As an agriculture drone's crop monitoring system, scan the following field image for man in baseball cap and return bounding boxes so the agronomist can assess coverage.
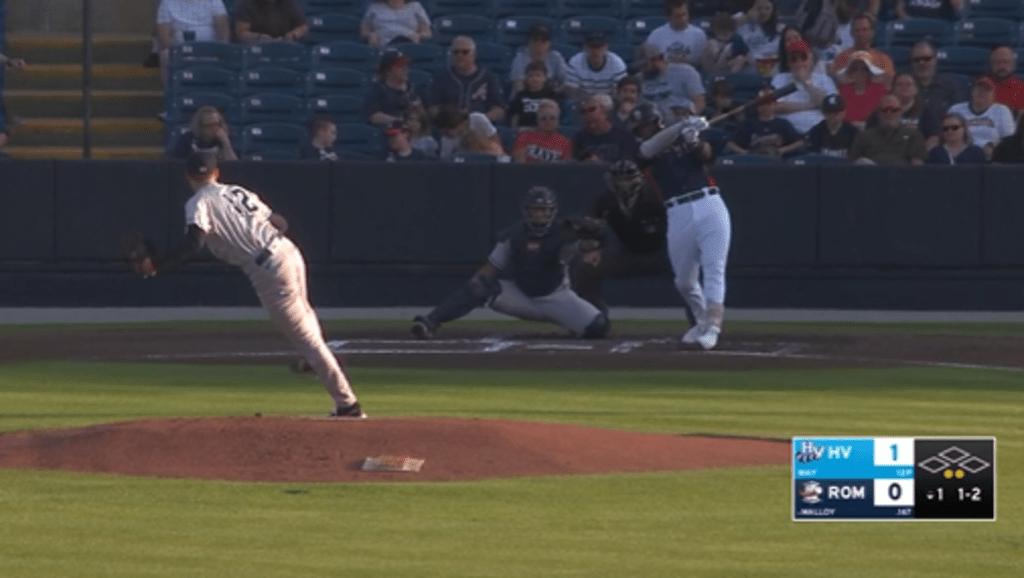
[366,48,423,128]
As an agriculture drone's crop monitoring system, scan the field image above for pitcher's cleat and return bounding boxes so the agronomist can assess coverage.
[330,402,367,419]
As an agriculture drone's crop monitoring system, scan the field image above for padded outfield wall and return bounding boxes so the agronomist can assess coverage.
[2,160,1024,310]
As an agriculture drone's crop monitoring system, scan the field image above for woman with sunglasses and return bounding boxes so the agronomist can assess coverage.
[925,113,986,165]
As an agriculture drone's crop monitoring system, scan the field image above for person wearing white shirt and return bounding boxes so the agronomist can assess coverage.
[564,32,628,101]
[734,0,781,76]
[947,77,1016,159]
[771,40,837,135]
[644,0,708,69]
[155,0,230,86]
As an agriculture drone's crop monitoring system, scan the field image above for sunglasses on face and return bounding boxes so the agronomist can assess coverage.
[581,106,600,114]
[879,105,901,113]
[942,125,963,131]
[912,55,934,63]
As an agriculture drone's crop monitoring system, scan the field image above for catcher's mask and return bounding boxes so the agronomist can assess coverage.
[606,159,644,202]
[522,186,559,236]
[631,103,663,140]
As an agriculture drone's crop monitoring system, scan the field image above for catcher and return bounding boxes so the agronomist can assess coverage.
[121,151,365,418]
[411,186,609,339]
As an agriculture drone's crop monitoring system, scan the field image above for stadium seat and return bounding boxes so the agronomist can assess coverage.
[557,0,622,19]
[243,149,303,161]
[432,14,496,45]
[310,41,379,73]
[304,0,368,16]
[883,18,954,48]
[239,66,306,96]
[560,99,581,126]
[241,93,308,124]
[953,18,1020,49]
[935,46,991,76]
[305,13,363,44]
[408,68,434,89]
[396,42,447,73]
[700,127,730,156]
[943,72,974,97]
[492,0,557,18]
[241,42,310,71]
[788,153,848,165]
[963,0,1024,20]
[625,16,667,45]
[306,67,372,96]
[474,42,514,77]
[333,123,386,156]
[430,0,494,17]
[550,42,579,61]
[716,153,783,165]
[168,42,242,71]
[453,152,505,162]
[166,92,241,125]
[494,15,557,47]
[170,65,239,97]
[887,45,911,71]
[609,43,636,64]
[241,122,310,155]
[711,72,768,102]
[557,16,625,46]
[306,93,367,124]
[622,0,669,19]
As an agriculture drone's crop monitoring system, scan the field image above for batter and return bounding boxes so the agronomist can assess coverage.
[134,152,364,418]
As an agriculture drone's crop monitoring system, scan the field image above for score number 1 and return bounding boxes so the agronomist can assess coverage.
[874,438,915,507]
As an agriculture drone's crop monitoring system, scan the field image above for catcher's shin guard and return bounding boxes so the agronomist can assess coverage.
[429,274,501,324]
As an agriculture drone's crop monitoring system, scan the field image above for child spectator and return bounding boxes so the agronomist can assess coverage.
[726,87,803,156]
[233,0,308,43]
[508,62,562,130]
[406,107,438,158]
[365,49,426,128]
[361,0,432,47]
[300,117,339,161]
[512,99,573,163]
[433,105,469,160]
[805,94,860,159]
[509,24,568,94]
[702,77,744,134]
[383,119,435,161]
[701,11,750,75]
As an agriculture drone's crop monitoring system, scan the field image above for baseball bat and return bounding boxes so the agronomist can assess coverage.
[705,82,799,126]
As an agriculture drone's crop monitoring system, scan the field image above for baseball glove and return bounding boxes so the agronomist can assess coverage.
[119,231,158,278]
[564,216,606,252]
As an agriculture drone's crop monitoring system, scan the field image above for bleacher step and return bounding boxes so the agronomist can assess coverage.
[12,118,165,147]
[4,33,154,66]
[4,89,164,118]
[3,146,165,160]
[5,63,161,91]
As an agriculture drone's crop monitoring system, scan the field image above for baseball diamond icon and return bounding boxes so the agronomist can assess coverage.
[917,446,991,474]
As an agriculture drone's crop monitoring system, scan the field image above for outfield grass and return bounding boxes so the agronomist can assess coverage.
[0,327,1021,577]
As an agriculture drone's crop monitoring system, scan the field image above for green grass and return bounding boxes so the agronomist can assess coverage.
[0,329,1022,576]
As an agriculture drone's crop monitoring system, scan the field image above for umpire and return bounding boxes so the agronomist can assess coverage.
[570,159,671,314]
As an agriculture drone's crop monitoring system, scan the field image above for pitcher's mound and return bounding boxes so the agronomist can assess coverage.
[0,416,789,482]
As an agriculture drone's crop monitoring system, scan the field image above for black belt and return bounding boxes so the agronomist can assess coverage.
[664,186,719,209]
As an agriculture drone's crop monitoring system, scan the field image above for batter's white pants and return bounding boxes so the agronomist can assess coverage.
[489,279,602,335]
[243,238,358,407]
[665,191,732,323]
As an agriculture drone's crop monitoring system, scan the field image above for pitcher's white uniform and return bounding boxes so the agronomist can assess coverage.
[185,181,359,409]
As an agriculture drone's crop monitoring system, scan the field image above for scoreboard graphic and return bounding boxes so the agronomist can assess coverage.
[792,437,995,521]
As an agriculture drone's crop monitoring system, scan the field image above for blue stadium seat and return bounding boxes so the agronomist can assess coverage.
[396,42,447,73]
[239,66,306,96]
[408,68,434,89]
[888,45,911,71]
[243,149,303,161]
[622,0,668,19]
[557,16,625,46]
[241,93,309,124]
[560,99,581,126]
[429,0,494,17]
[492,0,557,18]
[935,45,991,76]
[710,72,768,102]
[306,67,372,96]
[304,0,368,16]
[242,122,310,155]
[432,14,496,45]
[557,0,622,19]
[310,41,379,73]
[608,43,636,64]
[550,42,579,61]
[474,42,514,77]
[717,153,784,165]
[494,15,557,47]
[943,73,974,96]
[168,42,242,71]
[453,152,505,162]
[306,93,367,124]
[170,65,239,97]
[963,0,1024,20]
[241,42,311,71]
[883,18,955,48]
[953,18,1020,49]
[305,13,363,44]
[333,123,386,156]
[788,153,848,165]
[494,125,516,150]
[625,16,667,45]
[166,92,241,125]
[700,128,730,156]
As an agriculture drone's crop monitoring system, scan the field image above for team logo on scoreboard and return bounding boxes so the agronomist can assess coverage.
[799,480,824,504]
[795,440,825,464]
[917,445,991,479]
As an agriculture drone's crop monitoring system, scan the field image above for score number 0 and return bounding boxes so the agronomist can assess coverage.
[873,438,915,507]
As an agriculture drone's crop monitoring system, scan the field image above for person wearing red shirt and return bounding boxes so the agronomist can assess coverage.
[511,99,573,163]
[837,51,887,128]
[987,46,1024,120]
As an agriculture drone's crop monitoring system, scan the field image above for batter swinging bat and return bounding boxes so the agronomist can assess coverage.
[705,82,799,126]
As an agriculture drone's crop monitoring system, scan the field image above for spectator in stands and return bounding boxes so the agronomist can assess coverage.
[512,99,573,163]
[428,36,506,123]
[233,0,308,43]
[865,72,940,149]
[155,0,231,85]
[383,119,435,161]
[819,0,864,66]
[564,32,629,102]
[894,0,962,20]
[829,12,894,88]
[702,76,744,134]
[360,0,432,48]
[509,24,568,95]
[991,116,1024,164]
[406,107,439,157]
[170,106,238,160]
[365,48,426,128]
[573,94,638,162]
[948,76,1016,159]
[805,94,860,159]
[613,76,659,135]
[508,62,561,129]
[637,43,706,124]
[433,105,469,159]
[726,87,803,156]
[837,51,887,128]
[734,0,782,78]
[772,40,838,135]
[776,25,807,75]
[925,112,987,165]
[458,112,511,161]
[849,94,926,164]
[644,0,709,69]
[987,46,1024,120]
[701,11,750,75]
[299,116,339,160]
[910,40,964,121]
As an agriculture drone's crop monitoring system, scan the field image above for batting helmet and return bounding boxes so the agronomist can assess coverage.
[605,159,645,203]
[522,186,558,235]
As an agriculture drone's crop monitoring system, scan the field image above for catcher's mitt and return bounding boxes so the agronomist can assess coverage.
[119,231,158,278]
[563,216,606,252]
